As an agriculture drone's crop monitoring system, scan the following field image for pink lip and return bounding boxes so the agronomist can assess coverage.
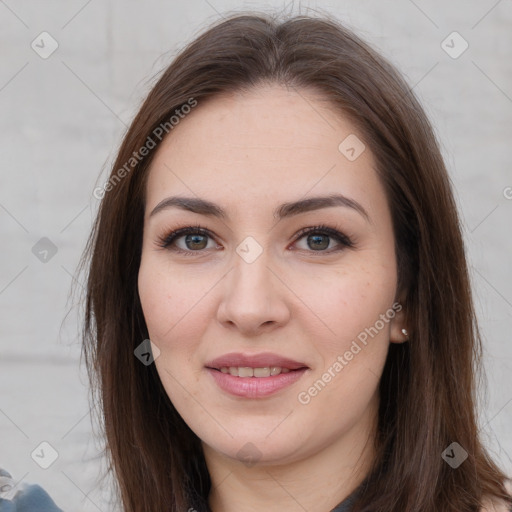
[205,352,309,398]
[207,367,308,398]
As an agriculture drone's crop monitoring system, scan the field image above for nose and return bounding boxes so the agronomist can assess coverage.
[216,246,291,336]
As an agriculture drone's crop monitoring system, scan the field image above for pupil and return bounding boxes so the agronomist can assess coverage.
[186,234,207,250]
[309,234,328,250]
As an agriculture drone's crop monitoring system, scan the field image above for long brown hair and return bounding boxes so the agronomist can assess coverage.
[77,11,512,512]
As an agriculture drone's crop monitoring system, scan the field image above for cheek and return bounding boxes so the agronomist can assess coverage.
[138,261,207,407]
[295,258,397,348]
[298,271,395,424]
[138,264,169,341]
[294,265,396,434]
[137,259,212,346]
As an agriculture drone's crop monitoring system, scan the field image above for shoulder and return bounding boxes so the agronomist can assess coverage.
[478,503,511,512]
[479,479,512,512]
[479,501,512,512]
[0,468,63,511]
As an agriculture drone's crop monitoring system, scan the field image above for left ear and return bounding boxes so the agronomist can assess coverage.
[389,302,409,344]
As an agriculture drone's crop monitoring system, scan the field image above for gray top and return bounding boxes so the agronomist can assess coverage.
[329,484,512,512]
[330,487,360,512]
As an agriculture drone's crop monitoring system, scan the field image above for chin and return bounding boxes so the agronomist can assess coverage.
[201,426,306,467]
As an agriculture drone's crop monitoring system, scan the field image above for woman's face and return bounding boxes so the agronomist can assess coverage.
[138,84,406,468]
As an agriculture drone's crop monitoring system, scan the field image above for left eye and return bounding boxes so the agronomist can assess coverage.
[292,225,354,253]
[156,224,354,255]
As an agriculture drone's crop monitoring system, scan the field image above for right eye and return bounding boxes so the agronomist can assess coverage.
[156,225,219,256]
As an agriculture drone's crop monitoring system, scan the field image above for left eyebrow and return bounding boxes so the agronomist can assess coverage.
[149,193,371,223]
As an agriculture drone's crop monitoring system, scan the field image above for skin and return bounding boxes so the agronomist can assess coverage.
[137,84,409,512]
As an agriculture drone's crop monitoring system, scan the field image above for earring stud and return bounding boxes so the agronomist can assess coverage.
[401,328,408,336]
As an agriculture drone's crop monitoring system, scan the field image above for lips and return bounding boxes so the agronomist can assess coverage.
[205,352,309,398]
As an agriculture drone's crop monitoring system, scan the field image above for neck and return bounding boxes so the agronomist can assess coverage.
[204,393,378,512]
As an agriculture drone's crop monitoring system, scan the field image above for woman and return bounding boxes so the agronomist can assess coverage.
[79,11,512,512]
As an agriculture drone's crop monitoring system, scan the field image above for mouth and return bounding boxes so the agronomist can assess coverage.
[205,352,309,398]
[213,366,299,377]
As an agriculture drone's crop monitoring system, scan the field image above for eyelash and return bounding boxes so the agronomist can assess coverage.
[155,223,355,257]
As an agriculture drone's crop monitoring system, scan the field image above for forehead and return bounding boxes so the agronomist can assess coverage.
[145,84,385,221]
